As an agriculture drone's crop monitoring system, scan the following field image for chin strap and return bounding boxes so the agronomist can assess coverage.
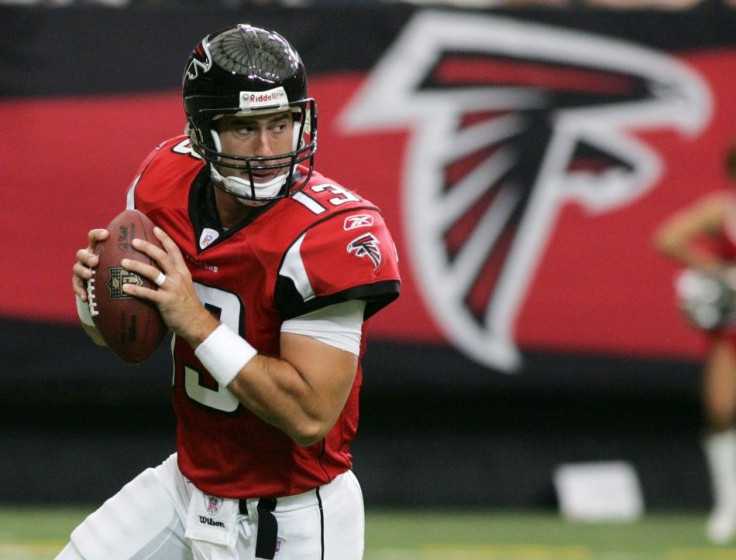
[209,165,285,207]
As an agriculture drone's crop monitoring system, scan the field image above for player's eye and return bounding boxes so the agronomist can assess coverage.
[233,124,258,135]
[270,121,288,134]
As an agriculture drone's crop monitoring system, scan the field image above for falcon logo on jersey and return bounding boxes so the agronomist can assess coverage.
[344,214,374,230]
[347,233,382,269]
[340,10,711,372]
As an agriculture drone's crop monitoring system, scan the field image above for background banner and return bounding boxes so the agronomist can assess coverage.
[3,6,735,375]
[2,3,735,508]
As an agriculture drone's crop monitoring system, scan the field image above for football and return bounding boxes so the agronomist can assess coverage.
[86,209,168,363]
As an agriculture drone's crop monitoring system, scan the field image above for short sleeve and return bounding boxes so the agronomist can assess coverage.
[275,209,400,319]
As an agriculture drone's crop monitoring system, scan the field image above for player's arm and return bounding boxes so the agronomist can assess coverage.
[72,228,110,346]
[654,193,727,273]
[227,316,360,446]
[173,307,358,446]
[121,227,361,446]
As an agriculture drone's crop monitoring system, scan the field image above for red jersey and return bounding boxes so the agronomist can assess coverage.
[720,196,736,261]
[127,136,400,498]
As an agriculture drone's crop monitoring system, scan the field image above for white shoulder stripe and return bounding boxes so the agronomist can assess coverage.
[125,173,142,210]
[280,233,315,301]
[292,191,327,215]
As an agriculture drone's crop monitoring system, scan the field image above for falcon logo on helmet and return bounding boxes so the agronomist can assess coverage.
[185,41,213,81]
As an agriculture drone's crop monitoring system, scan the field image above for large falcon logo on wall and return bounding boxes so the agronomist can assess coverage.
[340,11,711,372]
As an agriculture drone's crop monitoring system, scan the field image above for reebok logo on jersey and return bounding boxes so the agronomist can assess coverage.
[344,214,374,230]
[347,233,382,270]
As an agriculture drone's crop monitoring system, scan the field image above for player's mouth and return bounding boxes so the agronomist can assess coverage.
[247,166,287,183]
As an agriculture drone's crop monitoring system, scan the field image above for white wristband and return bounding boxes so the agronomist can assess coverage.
[76,294,95,327]
[194,324,257,387]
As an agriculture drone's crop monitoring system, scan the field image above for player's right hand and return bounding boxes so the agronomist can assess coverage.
[121,226,220,348]
[72,228,109,301]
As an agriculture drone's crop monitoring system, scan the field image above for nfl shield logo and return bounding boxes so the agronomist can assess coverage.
[199,227,219,249]
[204,495,221,515]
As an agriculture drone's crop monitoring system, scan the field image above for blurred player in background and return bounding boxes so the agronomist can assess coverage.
[63,24,400,559]
[654,142,736,544]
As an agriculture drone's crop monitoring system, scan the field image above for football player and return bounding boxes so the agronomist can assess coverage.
[64,24,400,560]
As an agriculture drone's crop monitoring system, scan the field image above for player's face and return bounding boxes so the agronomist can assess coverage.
[215,111,295,183]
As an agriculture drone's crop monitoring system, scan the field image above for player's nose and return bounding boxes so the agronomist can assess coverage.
[253,128,273,157]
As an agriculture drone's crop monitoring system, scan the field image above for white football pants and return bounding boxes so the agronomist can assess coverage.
[54,453,364,560]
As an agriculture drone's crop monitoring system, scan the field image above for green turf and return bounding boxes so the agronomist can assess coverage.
[365,509,736,559]
[0,506,90,559]
[1,506,735,559]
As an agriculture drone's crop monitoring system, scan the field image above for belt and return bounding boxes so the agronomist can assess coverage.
[236,472,348,559]
[239,497,277,559]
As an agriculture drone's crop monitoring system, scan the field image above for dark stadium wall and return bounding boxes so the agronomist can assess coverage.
[1,4,733,510]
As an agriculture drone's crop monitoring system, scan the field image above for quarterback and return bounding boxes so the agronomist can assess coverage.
[64,24,400,559]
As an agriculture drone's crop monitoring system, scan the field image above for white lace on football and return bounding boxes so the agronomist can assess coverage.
[76,294,95,326]
[85,273,99,317]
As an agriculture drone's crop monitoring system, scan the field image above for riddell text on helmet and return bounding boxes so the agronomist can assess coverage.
[239,87,289,111]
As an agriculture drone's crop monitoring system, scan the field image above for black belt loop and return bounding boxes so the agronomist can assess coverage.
[255,497,278,559]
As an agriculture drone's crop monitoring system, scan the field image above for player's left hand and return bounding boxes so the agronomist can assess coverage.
[121,227,218,345]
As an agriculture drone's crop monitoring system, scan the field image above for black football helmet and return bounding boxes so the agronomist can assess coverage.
[182,24,317,204]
